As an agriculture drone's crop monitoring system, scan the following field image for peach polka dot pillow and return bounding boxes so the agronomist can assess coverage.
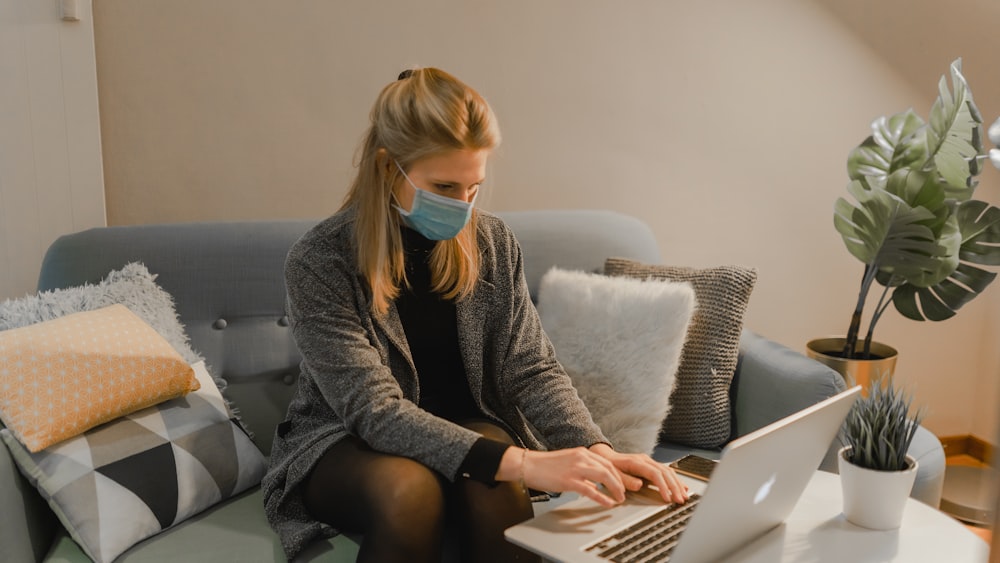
[0,304,199,452]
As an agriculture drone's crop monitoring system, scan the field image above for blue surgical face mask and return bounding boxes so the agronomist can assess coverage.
[392,160,476,240]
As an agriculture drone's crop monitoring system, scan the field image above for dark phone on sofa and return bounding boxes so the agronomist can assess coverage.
[668,454,717,482]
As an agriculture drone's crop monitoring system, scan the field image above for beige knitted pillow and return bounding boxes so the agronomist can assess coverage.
[604,258,757,448]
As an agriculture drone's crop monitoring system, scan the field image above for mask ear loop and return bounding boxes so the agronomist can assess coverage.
[388,190,403,210]
[390,160,416,216]
[393,160,417,195]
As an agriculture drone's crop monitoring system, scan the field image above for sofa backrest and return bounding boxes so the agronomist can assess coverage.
[37,210,661,455]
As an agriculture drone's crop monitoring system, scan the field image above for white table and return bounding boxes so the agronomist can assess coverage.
[719,470,989,562]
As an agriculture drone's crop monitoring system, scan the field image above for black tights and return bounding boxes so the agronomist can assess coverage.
[303,421,541,563]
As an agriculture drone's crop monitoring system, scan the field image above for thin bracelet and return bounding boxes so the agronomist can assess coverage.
[519,448,528,492]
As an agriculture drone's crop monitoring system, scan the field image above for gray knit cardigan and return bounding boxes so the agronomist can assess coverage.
[262,208,607,560]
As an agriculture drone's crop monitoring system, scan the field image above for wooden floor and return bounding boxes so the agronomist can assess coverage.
[945,454,994,545]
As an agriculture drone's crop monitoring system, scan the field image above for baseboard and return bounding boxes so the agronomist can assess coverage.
[940,434,996,465]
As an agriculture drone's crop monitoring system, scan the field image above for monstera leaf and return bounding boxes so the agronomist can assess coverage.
[926,60,985,199]
[891,200,1000,321]
[958,200,1000,266]
[834,180,946,281]
[848,109,928,181]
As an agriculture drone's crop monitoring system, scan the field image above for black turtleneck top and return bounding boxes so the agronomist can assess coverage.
[395,226,510,484]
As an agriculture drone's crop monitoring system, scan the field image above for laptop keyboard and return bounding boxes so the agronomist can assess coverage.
[584,494,702,563]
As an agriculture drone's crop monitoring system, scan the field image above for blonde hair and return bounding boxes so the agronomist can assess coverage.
[341,68,501,316]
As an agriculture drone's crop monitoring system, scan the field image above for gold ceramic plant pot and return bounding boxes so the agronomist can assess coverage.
[805,337,898,394]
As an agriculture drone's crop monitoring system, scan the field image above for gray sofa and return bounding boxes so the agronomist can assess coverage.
[2,209,945,562]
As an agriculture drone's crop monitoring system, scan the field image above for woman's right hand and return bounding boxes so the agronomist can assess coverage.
[498,447,627,508]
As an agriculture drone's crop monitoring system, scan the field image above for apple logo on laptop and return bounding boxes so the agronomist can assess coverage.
[754,473,777,505]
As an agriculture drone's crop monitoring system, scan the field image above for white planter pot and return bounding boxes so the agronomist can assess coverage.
[838,446,918,530]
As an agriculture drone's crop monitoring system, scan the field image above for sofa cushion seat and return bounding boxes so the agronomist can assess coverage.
[42,487,358,563]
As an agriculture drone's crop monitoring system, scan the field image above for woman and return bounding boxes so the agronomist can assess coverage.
[262,67,688,563]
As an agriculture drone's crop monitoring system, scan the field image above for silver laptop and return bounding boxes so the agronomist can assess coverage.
[505,386,861,563]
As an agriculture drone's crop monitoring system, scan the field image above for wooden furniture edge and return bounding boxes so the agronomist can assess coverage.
[940,434,996,465]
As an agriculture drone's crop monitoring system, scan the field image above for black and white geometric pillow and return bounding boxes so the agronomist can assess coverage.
[0,362,266,563]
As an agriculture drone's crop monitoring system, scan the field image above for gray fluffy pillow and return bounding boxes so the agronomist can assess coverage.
[0,262,226,392]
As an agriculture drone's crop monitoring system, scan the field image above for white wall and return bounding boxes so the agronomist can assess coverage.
[90,0,1000,439]
[0,0,107,302]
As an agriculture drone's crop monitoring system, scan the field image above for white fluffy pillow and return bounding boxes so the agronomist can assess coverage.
[536,268,696,454]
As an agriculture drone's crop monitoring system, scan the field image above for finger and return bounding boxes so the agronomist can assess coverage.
[656,465,689,503]
[613,456,663,491]
[582,452,627,502]
[625,457,686,504]
[609,461,645,491]
[576,480,619,508]
[623,473,644,491]
[585,468,626,503]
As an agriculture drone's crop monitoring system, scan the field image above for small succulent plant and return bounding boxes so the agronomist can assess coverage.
[841,376,926,472]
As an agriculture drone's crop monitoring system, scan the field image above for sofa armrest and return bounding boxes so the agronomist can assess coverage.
[731,330,946,507]
[732,329,847,438]
[1,434,57,562]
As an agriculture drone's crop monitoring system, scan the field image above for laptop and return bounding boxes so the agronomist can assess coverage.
[505,386,861,563]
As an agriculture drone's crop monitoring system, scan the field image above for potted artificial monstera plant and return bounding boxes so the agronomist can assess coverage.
[807,58,1000,388]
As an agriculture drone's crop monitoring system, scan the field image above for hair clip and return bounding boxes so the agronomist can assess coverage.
[397,69,414,80]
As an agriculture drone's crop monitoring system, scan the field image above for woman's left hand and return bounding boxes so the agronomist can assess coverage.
[589,443,689,504]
